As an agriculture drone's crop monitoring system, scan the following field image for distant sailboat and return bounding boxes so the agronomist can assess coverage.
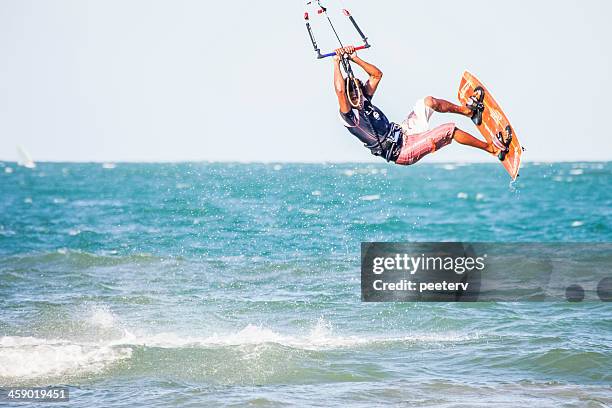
[17,145,36,169]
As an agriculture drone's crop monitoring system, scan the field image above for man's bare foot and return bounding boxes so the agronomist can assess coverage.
[487,127,513,160]
[467,87,485,125]
[487,142,502,156]
[497,126,513,161]
[459,105,473,117]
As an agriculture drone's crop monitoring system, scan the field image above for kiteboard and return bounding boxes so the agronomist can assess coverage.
[458,71,523,180]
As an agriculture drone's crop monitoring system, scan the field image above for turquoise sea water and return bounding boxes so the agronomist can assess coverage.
[0,161,611,407]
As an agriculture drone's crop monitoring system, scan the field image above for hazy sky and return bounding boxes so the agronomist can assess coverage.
[1,0,610,163]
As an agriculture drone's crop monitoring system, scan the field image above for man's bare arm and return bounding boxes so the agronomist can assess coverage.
[340,45,383,97]
[352,55,382,97]
[333,54,351,114]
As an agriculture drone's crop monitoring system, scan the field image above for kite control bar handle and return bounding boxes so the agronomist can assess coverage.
[304,5,371,60]
[318,44,370,59]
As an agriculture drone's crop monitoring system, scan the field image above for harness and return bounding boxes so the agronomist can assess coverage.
[355,99,402,162]
[369,123,403,162]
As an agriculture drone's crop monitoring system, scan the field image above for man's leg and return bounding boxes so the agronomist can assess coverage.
[395,124,498,166]
[453,128,497,155]
[424,96,472,117]
[422,96,498,155]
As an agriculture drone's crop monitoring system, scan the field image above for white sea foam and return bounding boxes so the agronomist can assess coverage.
[360,194,380,201]
[0,316,477,381]
[89,306,117,329]
[0,336,132,380]
[311,190,322,196]
[273,164,282,171]
[118,318,477,351]
[457,192,468,199]
[4,167,13,174]
[569,169,583,176]
[102,163,116,169]
[344,167,386,176]
[0,226,16,237]
[72,199,123,207]
[0,306,130,381]
[571,221,584,228]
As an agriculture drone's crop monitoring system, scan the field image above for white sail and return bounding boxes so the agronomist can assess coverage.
[17,145,36,169]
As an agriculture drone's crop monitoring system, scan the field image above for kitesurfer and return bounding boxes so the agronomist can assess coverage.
[333,45,511,164]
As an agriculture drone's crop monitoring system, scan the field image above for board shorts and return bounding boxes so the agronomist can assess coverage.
[395,98,456,166]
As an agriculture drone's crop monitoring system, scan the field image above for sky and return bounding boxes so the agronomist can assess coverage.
[0,0,610,163]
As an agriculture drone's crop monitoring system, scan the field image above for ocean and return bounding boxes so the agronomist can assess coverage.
[0,161,610,407]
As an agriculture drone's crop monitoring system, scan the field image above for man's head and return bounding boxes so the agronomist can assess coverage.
[346,77,364,110]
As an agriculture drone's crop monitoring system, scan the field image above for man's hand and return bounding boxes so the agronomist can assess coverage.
[345,45,357,60]
[334,45,357,61]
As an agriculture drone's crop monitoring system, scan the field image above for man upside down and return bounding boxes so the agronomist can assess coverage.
[333,46,511,164]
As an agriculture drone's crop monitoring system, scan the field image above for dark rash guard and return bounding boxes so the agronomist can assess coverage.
[339,96,392,150]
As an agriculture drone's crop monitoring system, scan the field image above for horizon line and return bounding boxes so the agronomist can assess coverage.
[1,159,610,165]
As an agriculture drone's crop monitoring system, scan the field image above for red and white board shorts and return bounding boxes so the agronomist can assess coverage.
[395,123,456,165]
[395,98,456,166]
